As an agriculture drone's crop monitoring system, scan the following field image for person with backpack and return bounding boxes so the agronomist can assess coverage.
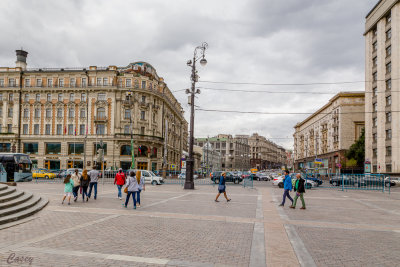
[136,171,145,207]
[123,171,139,209]
[62,174,74,205]
[88,166,100,200]
[291,173,306,209]
[114,168,126,200]
[80,169,90,202]
[215,172,231,202]
[279,170,293,207]
[71,169,81,202]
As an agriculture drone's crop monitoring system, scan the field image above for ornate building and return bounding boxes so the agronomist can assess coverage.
[248,133,287,170]
[0,50,188,171]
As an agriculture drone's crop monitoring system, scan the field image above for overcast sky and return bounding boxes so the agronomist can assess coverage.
[0,0,377,149]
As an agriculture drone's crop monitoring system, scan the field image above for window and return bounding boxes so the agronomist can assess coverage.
[48,79,53,87]
[97,78,102,86]
[25,79,30,87]
[386,112,392,123]
[81,93,86,102]
[0,107,3,117]
[56,124,62,135]
[23,143,38,154]
[141,96,146,103]
[69,93,74,101]
[373,88,377,97]
[47,93,51,102]
[23,109,29,118]
[386,79,391,90]
[141,81,146,89]
[79,124,85,135]
[45,124,51,135]
[373,102,377,112]
[152,113,156,123]
[35,94,40,102]
[8,107,13,118]
[373,148,377,158]
[82,78,87,87]
[386,45,391,57]
[80,108,86,118]
[34,124,39,135]
[98,93,106,101]
[9,78,15,87]
[58,93,63,102]
[96,107,106,119]
[120,145,131,155]
[96,124,105,135]
[34,108,40,118]
[68,143,84,155]
[7,124,12,133]
[140,127,145,135]
[134,80,139,88]
[94,143,107,155]
[37,79,42,87]
[386,95,391,106]
[70,78,76,87]
[386,29,391,40]
[373,72,377,81]
[23,124,28,135]
[68,124,73,135]
[124,109,131,119]
[387,13,392,23]
[45,143,61,154]
[373,117,377,127]
[386,129,392,140]
[126,79,132,87]
[386,62,391,73]
[386,146,392,157]
[0,93,2,100]
[59,78,64,88]
[373,41,377,51]
[140,111,145,120]
[0,79,3,87]
[373,57,377,67]
[57,108,63,118]
[68,108,74,118]
[124,125,130,134]
[103,78,108,86]
[373,133,377,142]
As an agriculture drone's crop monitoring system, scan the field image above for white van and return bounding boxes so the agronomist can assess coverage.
[130,170,164,185]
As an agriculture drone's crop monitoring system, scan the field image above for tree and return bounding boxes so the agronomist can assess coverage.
[345,128,365,166]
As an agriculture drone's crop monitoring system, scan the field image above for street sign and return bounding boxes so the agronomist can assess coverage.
[364,163,371,173]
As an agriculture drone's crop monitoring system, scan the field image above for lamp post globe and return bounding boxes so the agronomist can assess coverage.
[200,58,207,66]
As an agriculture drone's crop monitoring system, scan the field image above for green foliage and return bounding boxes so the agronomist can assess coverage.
[346,158,358,167]
[345,128,365,166]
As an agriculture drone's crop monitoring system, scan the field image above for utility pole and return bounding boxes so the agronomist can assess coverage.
[206,136,209,178]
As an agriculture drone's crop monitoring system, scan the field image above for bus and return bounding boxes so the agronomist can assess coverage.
[0,153,33,182]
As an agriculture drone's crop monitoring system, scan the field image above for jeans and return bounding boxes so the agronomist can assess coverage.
[125,191,138,207]
[72,186,80,198]
[88,182,98,199]
[117,185,123,198]
[81,186,88,200]
[137,189,141,204]
[281,189,293,206]
[293,193,306,208]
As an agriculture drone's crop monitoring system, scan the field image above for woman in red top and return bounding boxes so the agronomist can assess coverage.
[114,168,126,200]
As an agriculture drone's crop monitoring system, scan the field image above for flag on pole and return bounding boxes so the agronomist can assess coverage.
[74,127,77,136]
[64,126,67,135]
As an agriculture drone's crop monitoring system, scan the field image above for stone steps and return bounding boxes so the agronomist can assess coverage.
[0,184,48,227]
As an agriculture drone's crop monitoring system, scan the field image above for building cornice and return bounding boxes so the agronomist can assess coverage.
[364,0,399,35]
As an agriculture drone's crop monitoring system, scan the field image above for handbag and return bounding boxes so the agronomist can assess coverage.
[218,184,225,191]
[124,187,128,194]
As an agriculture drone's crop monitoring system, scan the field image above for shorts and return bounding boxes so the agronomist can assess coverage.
[218,189,226,193]
[64,192,72,197]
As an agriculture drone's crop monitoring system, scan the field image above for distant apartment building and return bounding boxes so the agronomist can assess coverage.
[293,92,365,173]
[365,0,399,173]
[248,133,287,169]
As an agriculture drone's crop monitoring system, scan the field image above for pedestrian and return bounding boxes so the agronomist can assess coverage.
[123,171,139,209]
[88,166,100,200]
[291,173,306,210]
[80,169,90,202]
[136,171,145,207]
[62,174,74,205]
[71,169,81,202]
[279,170,293,207]
[215,172,231,202]
[114,168,126,200]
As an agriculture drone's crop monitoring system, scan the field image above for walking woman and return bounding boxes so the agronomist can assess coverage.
[71,169,81,202]
[215,172,231,202]
[123,171,139,209]
[80,169,90,202]
[136,171,145,207]
[62,174,74,205]
[291,173,306,209]
[114,168,126,200]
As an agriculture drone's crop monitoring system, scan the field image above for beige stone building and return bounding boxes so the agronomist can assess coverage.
[0,50,188,171]
[365,0,399,173]
[293,92,365,173]
[248,133,287,169]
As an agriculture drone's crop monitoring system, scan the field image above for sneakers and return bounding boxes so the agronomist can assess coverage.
[133,206,136,209]
[290,206,295,209]
[86,197,89,202]
[137,204,141,208]
[215,200,219,202]
[227,199,231,202]
[122,204,127,208]
[278,204,284,207]
[61,201,64,205]
[119,197,122,200]
[74,197,77,202]
[300,207,306,210]
[68,202,70,205]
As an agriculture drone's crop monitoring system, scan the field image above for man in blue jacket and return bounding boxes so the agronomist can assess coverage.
[279,170,293,207]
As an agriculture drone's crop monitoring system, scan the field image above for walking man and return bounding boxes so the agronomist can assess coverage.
[279,170,293,207]
[114,168,126,200]
[88,166,100,200]
[291,173,306,209]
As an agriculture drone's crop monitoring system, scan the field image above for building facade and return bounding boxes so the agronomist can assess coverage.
[248,133,287,169]
[293,92,365,173]
[365,0,400,173]
[0,50,188,171]
[200,142,222,174]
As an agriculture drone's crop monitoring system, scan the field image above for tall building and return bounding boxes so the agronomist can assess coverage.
[248,133,287,169]
[365,0,399,173]
[0,50,188,171]
[293,92,365,173]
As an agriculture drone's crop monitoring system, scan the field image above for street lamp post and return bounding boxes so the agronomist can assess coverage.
[184,42,208,190]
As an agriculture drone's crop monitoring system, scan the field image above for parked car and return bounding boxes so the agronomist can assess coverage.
[211,171,242,184]
[272,176,284,187]
[385,177,400,187]
[32,169,56,179]
[129,169,164,185]
[241,171,251,179]
[178,173,198,180]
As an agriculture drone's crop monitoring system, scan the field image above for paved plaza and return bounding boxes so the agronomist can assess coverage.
[0,181,399,267]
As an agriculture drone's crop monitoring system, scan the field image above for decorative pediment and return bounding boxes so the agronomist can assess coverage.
[95,100,107,107]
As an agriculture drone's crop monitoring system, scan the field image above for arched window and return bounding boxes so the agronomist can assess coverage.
[138,145,148,157]
[151,147,157,157]
[120,145,131,156]
[97,107,105,119]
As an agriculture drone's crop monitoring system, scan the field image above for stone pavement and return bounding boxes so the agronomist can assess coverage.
[0,181,399,267]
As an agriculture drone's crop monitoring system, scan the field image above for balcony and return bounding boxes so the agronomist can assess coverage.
[94,115,107,122]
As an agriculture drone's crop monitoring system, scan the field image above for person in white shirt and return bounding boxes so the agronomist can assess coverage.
[136,171,145,208]
[88,166,101,200]
[123,171,139,209]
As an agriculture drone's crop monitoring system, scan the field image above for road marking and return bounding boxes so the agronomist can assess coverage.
[284,225,317,267]
[354,199,400,216]
[141,192,192,208]
[250,190,266,267]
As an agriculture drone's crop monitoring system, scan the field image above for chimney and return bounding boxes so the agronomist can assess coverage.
[15,49,28,70]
